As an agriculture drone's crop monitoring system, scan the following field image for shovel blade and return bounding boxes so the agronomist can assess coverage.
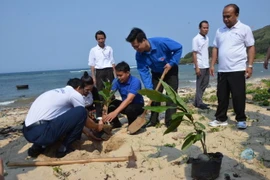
[128,117,146,134]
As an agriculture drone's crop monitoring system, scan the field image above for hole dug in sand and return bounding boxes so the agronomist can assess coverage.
[102,136,125,153]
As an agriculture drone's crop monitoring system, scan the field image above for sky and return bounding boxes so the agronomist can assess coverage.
[0,0,269,73]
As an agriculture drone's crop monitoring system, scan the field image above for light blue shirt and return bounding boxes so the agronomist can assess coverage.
[135,37,182,89]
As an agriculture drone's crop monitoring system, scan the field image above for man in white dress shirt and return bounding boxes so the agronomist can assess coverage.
[192,20,210,110]
[88,30,116,92]
[209,4,255,129]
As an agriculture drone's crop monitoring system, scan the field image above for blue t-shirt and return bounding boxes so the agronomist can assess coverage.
[135,37,182,89]
[112,75,144,105]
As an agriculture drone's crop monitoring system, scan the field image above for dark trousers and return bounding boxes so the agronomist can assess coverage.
[194,68,210,106]
[23,106,87,148]
[150,65,179,126]
[96,67,114,92]
[85,87,102,118]
[215,71,246,122]
[108,99,144,125]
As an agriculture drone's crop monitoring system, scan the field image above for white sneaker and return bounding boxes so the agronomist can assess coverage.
[237,121,247,129]
[208,120,228,127]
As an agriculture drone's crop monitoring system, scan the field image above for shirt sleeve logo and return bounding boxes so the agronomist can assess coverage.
[159,57,165,61]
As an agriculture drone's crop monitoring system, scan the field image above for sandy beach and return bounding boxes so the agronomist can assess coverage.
[1,79,270,180]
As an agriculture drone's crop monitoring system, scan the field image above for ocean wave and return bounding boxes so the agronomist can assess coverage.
[0,100,15,106]
[188,80,196,83]
[130,66,137,69]
[70,70,89,73]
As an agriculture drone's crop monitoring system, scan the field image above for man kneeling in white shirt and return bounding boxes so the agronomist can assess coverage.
[23,78,108,158]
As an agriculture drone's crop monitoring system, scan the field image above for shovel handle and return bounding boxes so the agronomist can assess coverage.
[7,156,129,167]
[141,70,167,117]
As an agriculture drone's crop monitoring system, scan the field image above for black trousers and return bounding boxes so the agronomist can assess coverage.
[96,67,114,92]
[215,71,246,122]
[150,65,179,126]
[108,99,144,125]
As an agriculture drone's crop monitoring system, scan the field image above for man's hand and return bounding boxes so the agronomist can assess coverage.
[210,66,215,76]
[245,67,253,79]
[195,67,201,76]
[93,78,97,86]
[264,59,269,69]
[163,63,172,74]
[103,111,118,123]
[97,120,104,132]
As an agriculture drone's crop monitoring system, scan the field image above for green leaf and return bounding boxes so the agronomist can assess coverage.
[195,122,206,130]
[194,133,203,142]
[184,132,195,140]
[143,106,176,113]
[164,118,182,134]
[160,80,189,112]
[138,89,172,102]
[181,134,196,151]
[171,112,185,121]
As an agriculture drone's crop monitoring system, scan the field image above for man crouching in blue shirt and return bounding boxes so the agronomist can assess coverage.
[103,61,144,130]
[126,28,183,128]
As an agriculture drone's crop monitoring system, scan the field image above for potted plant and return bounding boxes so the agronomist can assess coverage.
[138,80,223,180]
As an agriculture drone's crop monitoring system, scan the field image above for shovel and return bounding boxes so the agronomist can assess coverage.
[128,70,167,134]
[7,147,137,168]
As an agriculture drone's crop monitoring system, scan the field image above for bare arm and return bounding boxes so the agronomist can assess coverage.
[192,51,201,76]
[210,47,218,76]
[91,66,96,85]
[112,64,116,78]
[0,158,4,180]
[246,46,255,78]
[103,93,135,122]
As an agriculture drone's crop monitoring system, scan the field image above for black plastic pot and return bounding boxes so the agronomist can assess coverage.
[187,152,223,180]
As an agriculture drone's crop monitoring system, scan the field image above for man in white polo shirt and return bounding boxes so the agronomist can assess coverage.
[192,20,210,110]
[88,30,116,92]
[23,78,105,158]
[209,4,255,129]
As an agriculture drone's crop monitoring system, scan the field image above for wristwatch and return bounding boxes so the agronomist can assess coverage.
[248,65,253,68]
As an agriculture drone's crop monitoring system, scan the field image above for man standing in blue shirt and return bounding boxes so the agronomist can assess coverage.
[103,61,144,129]
[126,28,183,128]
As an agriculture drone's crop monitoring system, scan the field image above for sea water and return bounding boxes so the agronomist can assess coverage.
[0,63,269,108]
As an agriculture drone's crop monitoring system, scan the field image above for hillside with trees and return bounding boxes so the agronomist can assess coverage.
[180,25,270,64]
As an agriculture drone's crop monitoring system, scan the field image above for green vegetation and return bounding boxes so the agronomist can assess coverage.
[246,79,270,106]
[164,143,176,148]
[180,25,270,64]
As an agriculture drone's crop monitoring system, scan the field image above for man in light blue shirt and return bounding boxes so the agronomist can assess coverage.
[126,28,182,128]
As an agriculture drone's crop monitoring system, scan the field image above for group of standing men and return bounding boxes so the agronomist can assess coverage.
[23,3,257,158]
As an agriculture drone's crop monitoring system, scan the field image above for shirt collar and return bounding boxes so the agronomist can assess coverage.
[96,44,107,50]
[198,33,207,39]
[141,39,156,55]
[223,20,241,30]
[119,75,132,84]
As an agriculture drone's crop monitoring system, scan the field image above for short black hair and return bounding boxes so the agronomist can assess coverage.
[67,78,85,89]
[126,27,147,43]
[199,20,209,28]
[224,4,240,15]
[95,30,106,40]
[115,61,130,72]
[81,71,94,85]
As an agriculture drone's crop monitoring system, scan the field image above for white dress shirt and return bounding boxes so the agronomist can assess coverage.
[88,45,115,69]
[192,33,209,68]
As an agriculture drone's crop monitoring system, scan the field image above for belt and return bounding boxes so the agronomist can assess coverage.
[26,120,50,129]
